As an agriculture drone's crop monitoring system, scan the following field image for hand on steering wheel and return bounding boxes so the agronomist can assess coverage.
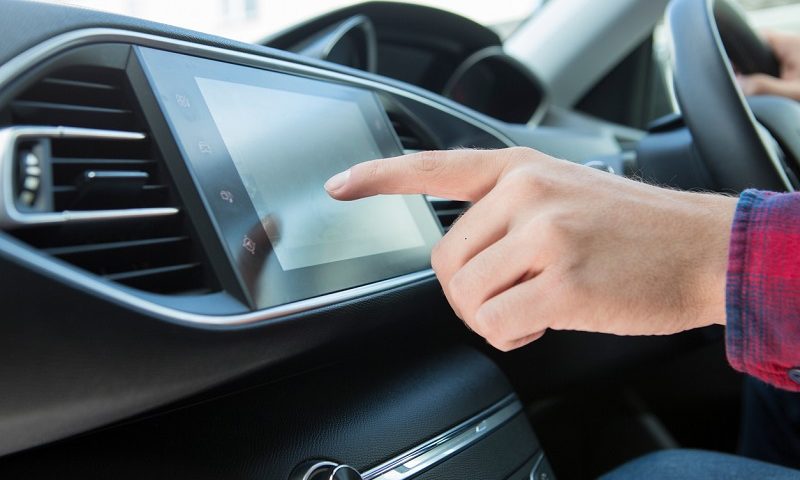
[738,32,800,101]
[669,0,793,192]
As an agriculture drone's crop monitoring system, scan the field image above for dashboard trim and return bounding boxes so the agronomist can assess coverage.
[0,28,516,148]
[362,394,522,480]
[0,231,436,326]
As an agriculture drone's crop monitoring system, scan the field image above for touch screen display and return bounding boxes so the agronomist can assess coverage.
[195,77,424,270]
[132,46,441,309]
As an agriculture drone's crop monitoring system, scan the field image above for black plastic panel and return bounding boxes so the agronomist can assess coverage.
[0,346,516,479]
[0,232,459,457]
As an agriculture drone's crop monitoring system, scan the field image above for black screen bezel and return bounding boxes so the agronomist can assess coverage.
[130,46,441,310]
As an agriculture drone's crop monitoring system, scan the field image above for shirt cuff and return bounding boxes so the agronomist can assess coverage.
[726,189,800,391]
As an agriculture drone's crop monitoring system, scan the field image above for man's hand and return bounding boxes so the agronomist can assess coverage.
[738,31,800,100]
[325,148,737,351]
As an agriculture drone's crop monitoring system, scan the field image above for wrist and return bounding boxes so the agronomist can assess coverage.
[689,193,738,328]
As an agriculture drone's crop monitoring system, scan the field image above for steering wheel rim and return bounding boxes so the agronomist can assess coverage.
[667,0,793,193]
[714,0,780,76]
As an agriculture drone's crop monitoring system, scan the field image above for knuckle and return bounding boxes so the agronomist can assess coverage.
[502,166,556,197]
[532,211,580,245]
[546,213,574,238]
[447,271,471,302]
[412,150,444,173]
[504,146,552,169]
[475,304,503,343]
[505,146,534,165]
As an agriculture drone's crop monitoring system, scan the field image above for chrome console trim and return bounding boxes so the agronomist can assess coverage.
[0,232,436,326]
[362,395,522,480]
[0,27,508,325]
[0,126,178,228]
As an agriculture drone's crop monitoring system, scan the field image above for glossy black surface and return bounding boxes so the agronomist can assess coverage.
[132,46,441,309]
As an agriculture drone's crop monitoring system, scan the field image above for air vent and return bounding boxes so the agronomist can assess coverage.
[427,197,470,232]
[2,66,217,295]
[10,67,137,131]
[387,110,435,153]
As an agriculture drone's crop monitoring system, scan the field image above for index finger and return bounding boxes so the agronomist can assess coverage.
[324,149,517,202]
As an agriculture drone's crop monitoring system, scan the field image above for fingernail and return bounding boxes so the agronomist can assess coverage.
[324,170,350,192]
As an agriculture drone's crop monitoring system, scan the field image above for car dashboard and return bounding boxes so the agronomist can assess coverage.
[0,1,627,478]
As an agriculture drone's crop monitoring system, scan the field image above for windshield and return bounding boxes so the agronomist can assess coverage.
[38,0,544,42]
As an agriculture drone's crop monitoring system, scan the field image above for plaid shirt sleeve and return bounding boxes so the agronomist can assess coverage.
[727,189,800,391]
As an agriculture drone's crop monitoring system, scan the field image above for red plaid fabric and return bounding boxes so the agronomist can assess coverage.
[727,189,800,391]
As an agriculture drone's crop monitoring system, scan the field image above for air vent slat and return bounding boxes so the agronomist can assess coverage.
[3,64,218,295]
[52,158,155,166]
[42,77,119,91]
[397,136,422,150]
[52,185,169,211]
[432,208,467,216]
[12,100,132,116]
[387,111,435,153]
[54,236,194,277]
[11,100,136,130]
[426,196,470,232]
[107,262,201,282]
[45,235,189,256]
[111,263,210,295]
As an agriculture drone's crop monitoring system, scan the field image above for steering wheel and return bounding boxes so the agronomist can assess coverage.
[668,0,795,192]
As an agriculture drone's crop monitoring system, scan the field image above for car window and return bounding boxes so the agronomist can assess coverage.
[739,0,800,33]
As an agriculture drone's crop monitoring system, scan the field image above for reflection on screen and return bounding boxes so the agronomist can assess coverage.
[196,77,425,271]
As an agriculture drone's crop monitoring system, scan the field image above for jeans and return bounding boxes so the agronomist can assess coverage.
[602,376,800,479]
[599,449,800,479]
[740,376,800,469]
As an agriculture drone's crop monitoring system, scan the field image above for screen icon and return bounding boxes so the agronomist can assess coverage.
[175,93,191,108]
[242,235,257,255]
[198,141,213,154]
[220,190,234,204]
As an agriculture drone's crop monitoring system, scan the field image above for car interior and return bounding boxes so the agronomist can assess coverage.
[0,0,795,478]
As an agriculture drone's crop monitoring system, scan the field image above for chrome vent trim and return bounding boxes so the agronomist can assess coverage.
[0,126,178,228]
